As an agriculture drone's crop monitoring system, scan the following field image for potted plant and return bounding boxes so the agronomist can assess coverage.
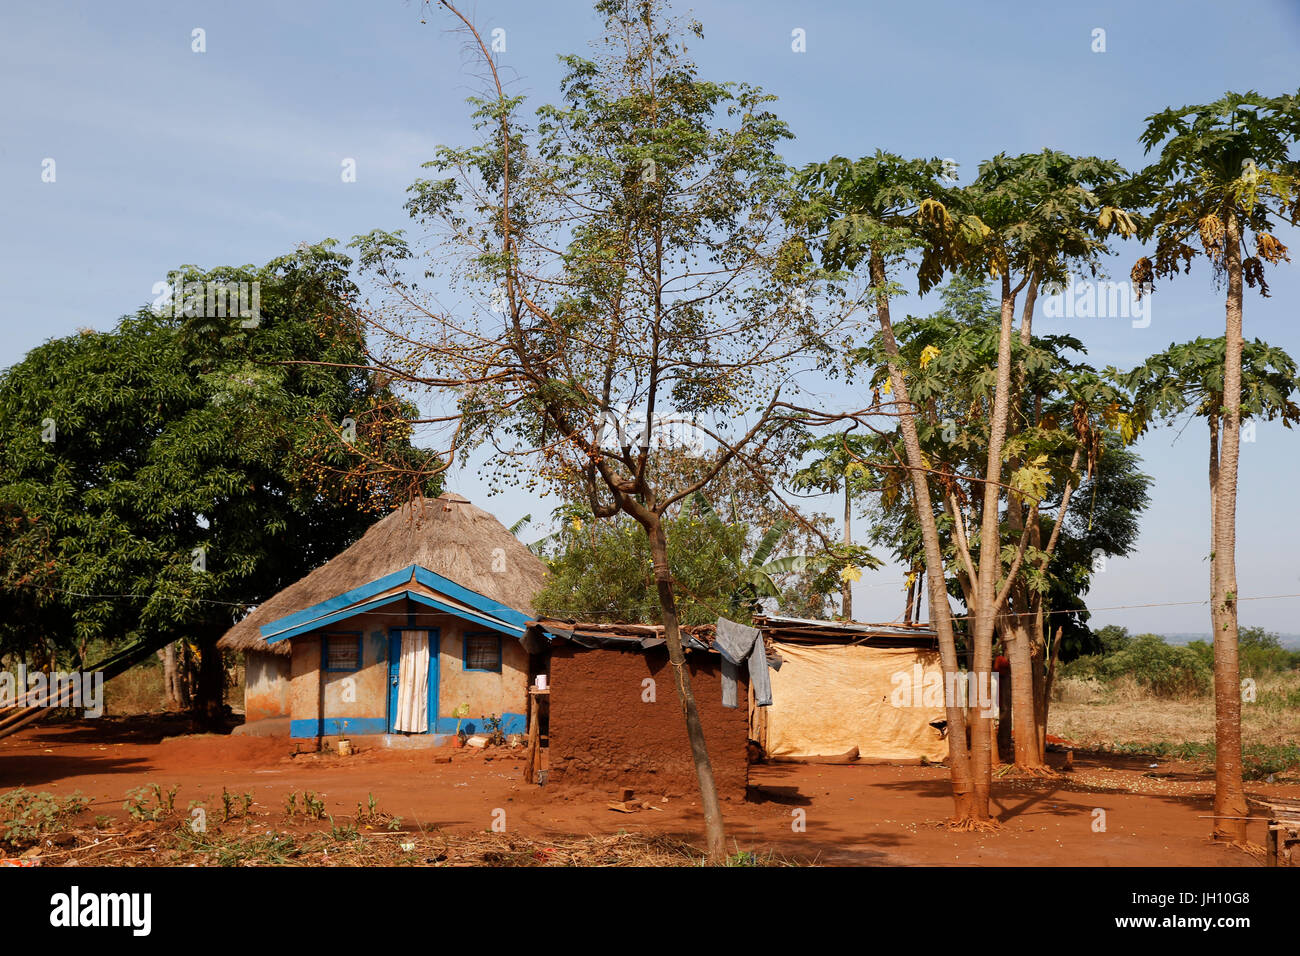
[485,714,506,748]
[337,720,353,757]
[450,703,469,747]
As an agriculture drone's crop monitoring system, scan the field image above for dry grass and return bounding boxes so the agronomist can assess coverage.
[1051,672,1300,751]
[103,663,167,715]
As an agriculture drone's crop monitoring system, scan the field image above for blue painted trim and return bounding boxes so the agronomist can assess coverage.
[261,566,416,637]
[291,717,387,738]
[462,631,502,673]
[262,563,531,639]
[387,631,401,733]
[322,632,363,672]
[403,592,524,637]
[411,566,531,628]
[265,589,523,645]
[432,712,525,736]
[387,627,441,734]
[266,593,409,644]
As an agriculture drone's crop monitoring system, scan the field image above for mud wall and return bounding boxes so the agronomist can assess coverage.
[243,651,290,722]
[547,644,750,801]
[436,619,528,735]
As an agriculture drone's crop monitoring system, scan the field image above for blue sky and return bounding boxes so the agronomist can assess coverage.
[3,0,1298,633]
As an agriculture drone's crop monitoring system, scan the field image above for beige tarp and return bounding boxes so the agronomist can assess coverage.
[756,640,949,762]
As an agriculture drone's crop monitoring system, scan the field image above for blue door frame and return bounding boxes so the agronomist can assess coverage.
[387,627,440,733]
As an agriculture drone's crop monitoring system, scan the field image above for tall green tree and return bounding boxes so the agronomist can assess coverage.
[348,0,839,859]
[860,275,1149,768]
[1128,90,1300,842]
[792,151,988,822]
[793,149,1135,819]
[0,244,434,726]
[930,152,1135,776]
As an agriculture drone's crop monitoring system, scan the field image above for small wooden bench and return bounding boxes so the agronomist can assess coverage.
[1249,797,1300,866]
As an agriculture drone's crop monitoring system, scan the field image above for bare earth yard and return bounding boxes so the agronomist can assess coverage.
[2,716,1296,866]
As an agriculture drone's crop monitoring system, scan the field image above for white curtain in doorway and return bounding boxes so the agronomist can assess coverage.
[394,629,429,733]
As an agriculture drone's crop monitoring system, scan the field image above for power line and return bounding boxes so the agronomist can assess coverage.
[8,580,1299,621]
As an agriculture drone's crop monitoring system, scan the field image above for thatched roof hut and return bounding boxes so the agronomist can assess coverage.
[218,493,548,657]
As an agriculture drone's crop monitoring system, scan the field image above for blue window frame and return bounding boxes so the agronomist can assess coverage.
[323,632,363,673]
[463,632,502,673]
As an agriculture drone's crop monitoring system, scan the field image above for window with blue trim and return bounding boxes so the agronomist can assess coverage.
[324,634,363,672]
[463,632,501,672]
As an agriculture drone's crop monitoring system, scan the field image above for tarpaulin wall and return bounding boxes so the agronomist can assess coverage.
[756,640,949,762]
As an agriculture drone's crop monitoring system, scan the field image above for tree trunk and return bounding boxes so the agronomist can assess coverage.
[1211,211,1248,842]
[996,632,1013,763]
[1006,614,1045,768]
[177,641,195,709]
[870,252,982,823]
[647,515,727,861]
[842,483,853,620]
[963,272,1021,812]
[193,630,226,732]
[1036,625,1062,759]
[159,643,183,711]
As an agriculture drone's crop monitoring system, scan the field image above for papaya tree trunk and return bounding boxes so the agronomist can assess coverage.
[1211,210,1248,842]
[1006,613,1044,768]
[871,251,981,823]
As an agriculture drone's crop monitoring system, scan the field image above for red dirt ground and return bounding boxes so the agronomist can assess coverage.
[2,716,1294,865]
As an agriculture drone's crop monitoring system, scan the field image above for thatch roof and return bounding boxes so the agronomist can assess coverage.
[218,493,547,657]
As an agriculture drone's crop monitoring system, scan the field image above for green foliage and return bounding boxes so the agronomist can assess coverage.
[281,790,327,821]
[533,491,856,624]
[1111,741,1300,780]
[123,784,177,822]
[356,0,825,512]
[1116,336,1300,433]
[1187,627,1300,677]
[179,829,302,866]
[533,507,749,625]
[1092,624,1133,655]
[1064,634,1210,698]
[0,243,440,665]
[0,789,88,848]
[1129,89,1300,297]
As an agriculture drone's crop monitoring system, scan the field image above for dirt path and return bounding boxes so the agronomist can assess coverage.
[2,717,1292,865]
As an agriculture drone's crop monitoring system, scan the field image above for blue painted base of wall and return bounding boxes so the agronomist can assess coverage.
[291,718,387,738]
[290,714,526,738]
[433,713,525,736]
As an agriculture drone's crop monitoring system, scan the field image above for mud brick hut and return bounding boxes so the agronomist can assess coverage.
[217,493,547,743]
[752,615,949,763]
[522,620,752,801]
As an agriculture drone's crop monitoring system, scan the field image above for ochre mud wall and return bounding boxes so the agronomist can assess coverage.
[547,644,750,801]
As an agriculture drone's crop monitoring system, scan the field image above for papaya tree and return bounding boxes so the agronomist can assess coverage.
[1127,90,1300,841]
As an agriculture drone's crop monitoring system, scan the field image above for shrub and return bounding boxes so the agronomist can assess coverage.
[1102,635,1210,698]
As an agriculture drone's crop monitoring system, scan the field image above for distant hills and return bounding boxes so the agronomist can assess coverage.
[1160,632,1300,650]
